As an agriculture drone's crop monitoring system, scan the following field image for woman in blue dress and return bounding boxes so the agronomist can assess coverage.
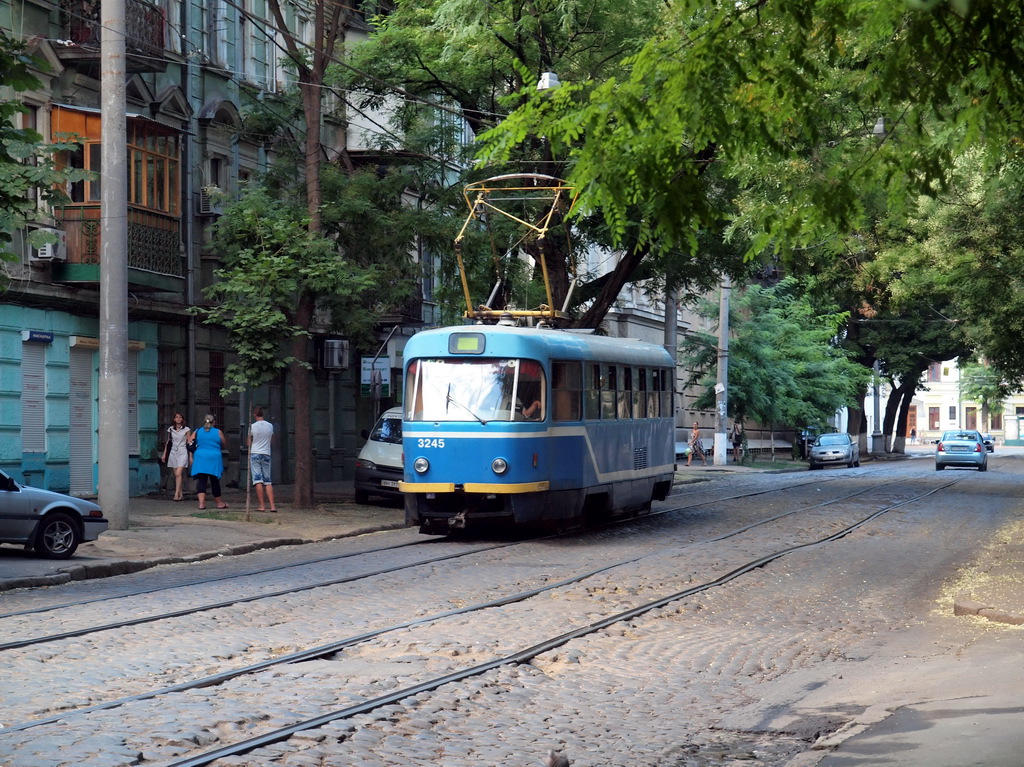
[189,413,228,510]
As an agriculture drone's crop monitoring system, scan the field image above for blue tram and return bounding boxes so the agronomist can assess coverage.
[399,325,676,534]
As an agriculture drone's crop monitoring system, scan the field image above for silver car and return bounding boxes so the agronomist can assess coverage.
[0,470,108,558]
[935,430,988,471]
[808,432,860,470]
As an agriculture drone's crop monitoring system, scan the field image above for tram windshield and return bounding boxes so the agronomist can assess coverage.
[406,358,545,422]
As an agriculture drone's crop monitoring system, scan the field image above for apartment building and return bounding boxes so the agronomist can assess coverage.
[1,0,429,494]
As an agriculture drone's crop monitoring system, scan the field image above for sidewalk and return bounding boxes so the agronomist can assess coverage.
[0,480,406,592]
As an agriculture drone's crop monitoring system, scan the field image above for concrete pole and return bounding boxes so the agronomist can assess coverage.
[872,359,884,455]
[713,276,731,466]
[663,287,679,438]
[98,0,130,528]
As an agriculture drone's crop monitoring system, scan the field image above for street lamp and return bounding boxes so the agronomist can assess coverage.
[537,72,561,91]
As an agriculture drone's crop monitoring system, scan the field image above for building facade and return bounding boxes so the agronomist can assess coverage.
[1,0,430,495]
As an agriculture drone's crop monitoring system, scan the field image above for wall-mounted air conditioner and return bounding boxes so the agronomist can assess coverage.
[31,228,67,261]
[197,186,222,216]
[321,339,350,369]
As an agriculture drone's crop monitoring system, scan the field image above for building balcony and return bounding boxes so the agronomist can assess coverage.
[52,204,184,293]
[58,0,168,74]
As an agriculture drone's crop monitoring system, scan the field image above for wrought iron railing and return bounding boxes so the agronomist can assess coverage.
[57,204,183,279]
[63,0,165,58]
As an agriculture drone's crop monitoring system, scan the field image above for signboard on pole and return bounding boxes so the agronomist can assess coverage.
[361,357,391,398]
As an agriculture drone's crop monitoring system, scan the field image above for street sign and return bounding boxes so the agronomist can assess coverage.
[361,357,391,398]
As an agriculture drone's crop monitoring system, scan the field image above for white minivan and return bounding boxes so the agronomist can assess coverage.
[354,407,404,504]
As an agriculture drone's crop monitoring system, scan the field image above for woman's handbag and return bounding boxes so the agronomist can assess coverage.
[162,439,171,462]
[186,435,198,454]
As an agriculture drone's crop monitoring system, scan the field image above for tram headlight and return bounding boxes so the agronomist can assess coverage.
[413,457,430,474]
[491,457,509,475]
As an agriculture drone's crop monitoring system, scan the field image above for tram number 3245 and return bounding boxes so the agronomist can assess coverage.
[416,438,446,448]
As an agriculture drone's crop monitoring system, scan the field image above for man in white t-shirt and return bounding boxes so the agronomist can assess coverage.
[248,406,277,512]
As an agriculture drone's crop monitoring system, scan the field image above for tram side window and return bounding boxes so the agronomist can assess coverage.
[516,359,545,420]
[601,365,618,420]
[658,368,673,416]
[585,364,601,419]
[618,366,632,419]
[552,361,582,421]
[634,367,647,419]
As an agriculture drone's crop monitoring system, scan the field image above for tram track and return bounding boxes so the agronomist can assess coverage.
[0,472,856,649]
[162,473,968,767]
[0,469,972,759]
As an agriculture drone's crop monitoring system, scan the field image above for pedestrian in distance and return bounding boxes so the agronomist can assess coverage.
[160,411,191,501]
[731,421,744,463]
[687,421,707,467]
[248,406,277,512]
[910,428,917,445]
[189,414,228,511]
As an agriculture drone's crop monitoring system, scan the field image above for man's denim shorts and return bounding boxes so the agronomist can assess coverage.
[251,453,272,485]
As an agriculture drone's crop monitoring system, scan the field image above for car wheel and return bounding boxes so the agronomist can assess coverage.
[854,459,861,467]
[935,464,945,471]
[354,489,369,504]
[33,511,81,559]
[979,462,988,472]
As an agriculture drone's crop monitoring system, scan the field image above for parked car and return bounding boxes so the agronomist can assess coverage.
[982,433,995,453]
[354,407,404,504]
[808,432,860,470]
[935,430,988,471]
[0,470,108,558]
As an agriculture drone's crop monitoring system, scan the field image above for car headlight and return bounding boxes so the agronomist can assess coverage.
[491,457,508,474]
[356,459,377,471]
[413,457,429,474]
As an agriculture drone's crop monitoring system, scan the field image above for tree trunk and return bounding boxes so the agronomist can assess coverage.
[892,384,916,454]
[574,243,650,328]
[290,292,316,507]
[882,376,907,453]
[848,391,867,454]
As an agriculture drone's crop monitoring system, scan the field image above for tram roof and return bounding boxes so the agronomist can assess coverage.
[404,325,674,367]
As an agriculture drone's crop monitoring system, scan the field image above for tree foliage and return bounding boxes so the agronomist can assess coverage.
[201,188,375,393]
[340,0,745,326]
[481,1,1024,264]
[680,279,867,429]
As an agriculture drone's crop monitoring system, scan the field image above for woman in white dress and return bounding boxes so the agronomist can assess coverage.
[160,412,191,501]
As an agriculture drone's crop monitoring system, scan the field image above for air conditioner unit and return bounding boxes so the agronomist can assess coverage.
[197,186,222,216]
[321,339,350,369]
[31,228,67,261]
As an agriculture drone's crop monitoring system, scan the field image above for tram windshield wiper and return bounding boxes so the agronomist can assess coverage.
[445,383,488,425]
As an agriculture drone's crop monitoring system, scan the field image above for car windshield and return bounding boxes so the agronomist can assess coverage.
[370,417,402,445]
[816,434,850,446]
[405,358,545,423]
[941,431,979,442]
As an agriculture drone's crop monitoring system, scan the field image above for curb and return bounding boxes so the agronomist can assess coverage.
[0,521,409,594]
[953,592,1024,626]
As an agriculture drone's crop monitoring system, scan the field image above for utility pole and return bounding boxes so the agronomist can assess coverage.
[713,276,731,466]
[98,0,130,528]
[872,359,884,455]
[663,287,678,363]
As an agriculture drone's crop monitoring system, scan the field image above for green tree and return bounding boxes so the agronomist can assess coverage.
[201,187,375,393]
[478,1,1024,324]
[679,279,867,439]
[340,0,749,327]
[960,362,1008,431]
